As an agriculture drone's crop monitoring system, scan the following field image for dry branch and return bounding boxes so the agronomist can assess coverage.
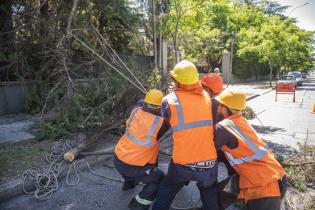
[80,148,115,156]
[283,161,315,167]
[64,119,125,162]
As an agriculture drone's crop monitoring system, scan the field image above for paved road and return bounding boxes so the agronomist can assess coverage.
[3,77,313,210]
[247,76,315,152]
[0,154,228,210]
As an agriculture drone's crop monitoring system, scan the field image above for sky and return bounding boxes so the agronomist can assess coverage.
[275,0,315,31]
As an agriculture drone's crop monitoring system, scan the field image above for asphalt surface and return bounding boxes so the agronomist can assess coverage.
[2,77,313,210]
[0,114,38,143]
[0,133,233,210]
[247,76,315,152]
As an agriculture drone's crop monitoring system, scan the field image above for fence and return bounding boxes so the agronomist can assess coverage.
[0,81,34,115]
[0,54,154,115]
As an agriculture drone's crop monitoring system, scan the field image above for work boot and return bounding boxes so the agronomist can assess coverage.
[122,180,136,191]
[128,197,150,210]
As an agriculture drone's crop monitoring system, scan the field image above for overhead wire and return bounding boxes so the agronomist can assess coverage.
[94,29,147,93]
[70,33,147,94]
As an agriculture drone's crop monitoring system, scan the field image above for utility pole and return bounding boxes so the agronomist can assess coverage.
[227,35,234,87]
[158,0,163,71]
[152,0,158,69]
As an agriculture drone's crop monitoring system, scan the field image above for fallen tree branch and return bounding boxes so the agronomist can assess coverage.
[64,119,125,162]
[283,161,315,167]
[82,95,116,125]
[80,147,114,156]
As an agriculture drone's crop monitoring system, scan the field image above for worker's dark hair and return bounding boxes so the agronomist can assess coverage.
[221,104,234,116]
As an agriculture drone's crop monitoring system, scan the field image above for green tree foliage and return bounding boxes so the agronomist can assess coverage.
[0,0,151,81]
[0,0,159,138]
[161,0,314,77]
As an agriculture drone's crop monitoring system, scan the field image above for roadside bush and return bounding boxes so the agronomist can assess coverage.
[33,68,163,140]
[243,106,255,120]
[305,196,315,210]
[279,144,315,192]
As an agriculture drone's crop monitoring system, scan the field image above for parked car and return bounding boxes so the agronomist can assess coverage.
[301,72,307,79]
[288,72,303,86]
[278,75,297,87]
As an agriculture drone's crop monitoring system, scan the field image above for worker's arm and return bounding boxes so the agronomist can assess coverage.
[157,120,171,140]
[214,124,238,150]
[215,124,238,176]
[211,99,221,126]
[161,98,171,125]
[133,99,145,110]
[157,98,171,140]
[161,98,171,119]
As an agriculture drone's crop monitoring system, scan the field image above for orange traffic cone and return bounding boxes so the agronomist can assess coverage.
[312,103,315,114]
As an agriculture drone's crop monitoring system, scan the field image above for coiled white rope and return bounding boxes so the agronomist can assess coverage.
[23,141,75,200]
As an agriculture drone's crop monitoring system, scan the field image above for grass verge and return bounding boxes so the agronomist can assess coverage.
[0,139,56,183]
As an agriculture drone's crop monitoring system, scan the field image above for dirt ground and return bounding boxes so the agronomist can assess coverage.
[0,138,56,183]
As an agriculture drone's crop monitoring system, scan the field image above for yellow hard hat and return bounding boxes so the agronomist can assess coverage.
[144,89,163,106]
[170,60,199,85]
[215,90,246,111]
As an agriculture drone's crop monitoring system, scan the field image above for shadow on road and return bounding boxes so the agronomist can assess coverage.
[296,87,315,91]
[252,125,285,134]
[265,140,297,156]
[252,125,297,155]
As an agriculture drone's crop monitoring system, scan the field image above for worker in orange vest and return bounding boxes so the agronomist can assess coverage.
[214,90,287,210]
[114,89,169,210]
[201,73,224,99]
[152,60,219,210]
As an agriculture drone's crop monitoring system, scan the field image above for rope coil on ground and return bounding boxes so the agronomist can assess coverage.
[22,141,125,200]
[22,141,201,210]
[22,141,75,200]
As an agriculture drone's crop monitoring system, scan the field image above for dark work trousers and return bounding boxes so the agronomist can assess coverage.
[152,159,219,210]
[245,196,281,210]
[217,150,237,176]
[244,175,287,210]
[113,155,164,201]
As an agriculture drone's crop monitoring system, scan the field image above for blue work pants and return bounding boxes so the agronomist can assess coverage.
[152,159,219,210]
[113,154,164,201]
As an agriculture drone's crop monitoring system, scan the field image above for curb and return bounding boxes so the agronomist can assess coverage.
[0,179,24,203]
[246,94,259,101]
[0,154,113,203]
[246,88,274,101]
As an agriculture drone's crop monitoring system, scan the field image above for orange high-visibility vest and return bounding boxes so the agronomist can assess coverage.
[115,108,164,166]
[166,90,217,164]
[219,114,285,200]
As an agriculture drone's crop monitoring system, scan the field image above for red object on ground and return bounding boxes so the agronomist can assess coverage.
[275,82,295,102]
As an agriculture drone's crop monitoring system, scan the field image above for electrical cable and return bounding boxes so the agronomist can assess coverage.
[94,29,147,92]
[71,33,147,94]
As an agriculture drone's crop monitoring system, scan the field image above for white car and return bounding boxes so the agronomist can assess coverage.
[288,72,303,86]
[278,75,297,87]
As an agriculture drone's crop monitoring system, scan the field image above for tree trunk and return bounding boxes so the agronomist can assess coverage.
[0,0,13,80]
[0,0,13,43]
[173,2,180,64]
[39,0,49,40]
[254,63,258,81]
[40,0,48,16]
[152,0,158,69]
[269,61,273,87]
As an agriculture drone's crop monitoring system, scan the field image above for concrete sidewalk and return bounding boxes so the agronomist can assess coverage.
[224,80,276,99]
[0,114,39,143]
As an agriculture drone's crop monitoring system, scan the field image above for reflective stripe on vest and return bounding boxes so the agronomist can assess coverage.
[167,92,213,132]
[222,120,269,167]
[125,108,162,147]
